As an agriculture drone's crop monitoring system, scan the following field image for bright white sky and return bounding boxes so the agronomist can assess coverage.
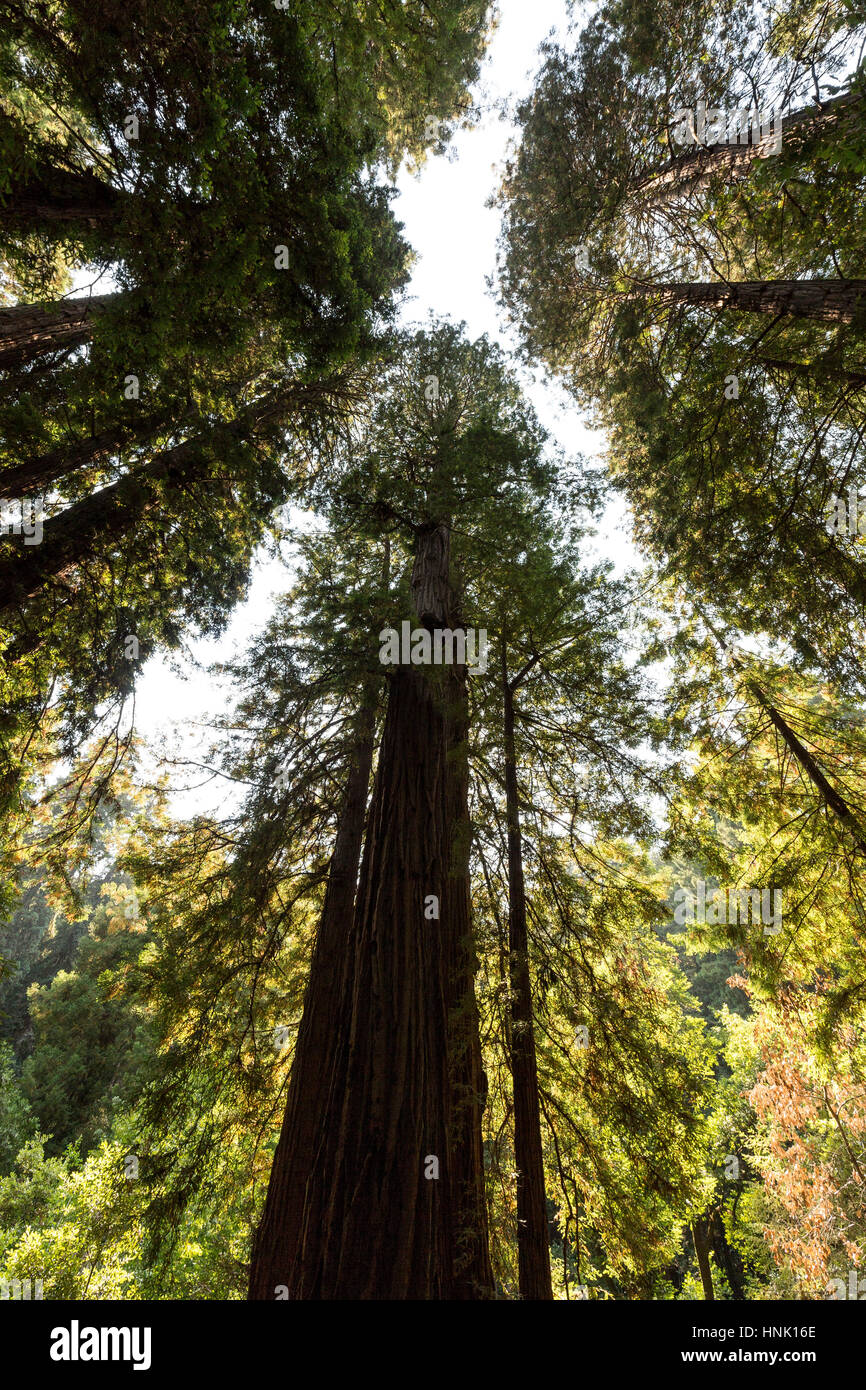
[132,0,641,814]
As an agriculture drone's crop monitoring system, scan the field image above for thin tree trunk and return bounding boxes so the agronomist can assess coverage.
[0,294,116,370]
[502,651,553,1300]
[640,279,866,324]
[704,617,866,855]
[748,683,866,856]
[692,1216,715,1300]
[752,355,866,390]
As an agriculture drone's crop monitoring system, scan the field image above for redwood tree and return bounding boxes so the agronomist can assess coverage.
[248,324,554,1299]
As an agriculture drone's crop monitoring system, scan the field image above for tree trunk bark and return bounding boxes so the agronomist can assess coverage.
[692,1216,715,1300]
[247,520,494,1299]
[247,686,379,1299]
[0,427,216,616]
[641,278,866,324]
[0,294,116,371]
[638,91,860,202]
[710,1210,747,1300]
[0,415,171,501]
[283,661,458,1298]
[440,659,494,1299]
[0,377,349,621]
[502,653,553,1300]
[0,164,120,231]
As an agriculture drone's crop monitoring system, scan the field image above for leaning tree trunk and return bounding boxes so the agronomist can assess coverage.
[636,91,861,203]
[502,655,553,1300]
[247,687,379,1299]
[704,618,866,856]
[0,164,121,232]
[748,683,866,856]
[0,429,217,617]
[752,355,866,390]
[248,521,494,1299]
[0,378,344,621]
[0,413,175,501]
[642,278,866,324]
[0,294,116,371]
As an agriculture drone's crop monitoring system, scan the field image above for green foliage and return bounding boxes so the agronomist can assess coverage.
[0,1041,35,1175]
[2,0,865,1303]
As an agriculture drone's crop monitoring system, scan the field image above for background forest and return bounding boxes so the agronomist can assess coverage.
[1,0,865,1302]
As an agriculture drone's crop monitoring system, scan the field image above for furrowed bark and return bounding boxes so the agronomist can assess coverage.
[249,520,494,1299]
[247,687,379,1300]
[288,660,457,1297]
[0,163,121,232]
[639,279,866,324]
[410,520,493,1298]
[0,293,116,371]
[502,650,553,1300]
[440,657,494,1299]
[637,91,861,202]
[0,414,172,501]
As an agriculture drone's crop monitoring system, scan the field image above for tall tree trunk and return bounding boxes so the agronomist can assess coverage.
[282,660,457,1298]
[0,414,173,501]
[247,686,379,1299]
[637,91,860,202]
[0,164,121,232]
[0,376,351,621]
[639,278,866,324]
[0,294,116,371]
[502,652,553,1300]
[440,657,494,1299]
[692,1215,715,1300]
[248,521,494,1299]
